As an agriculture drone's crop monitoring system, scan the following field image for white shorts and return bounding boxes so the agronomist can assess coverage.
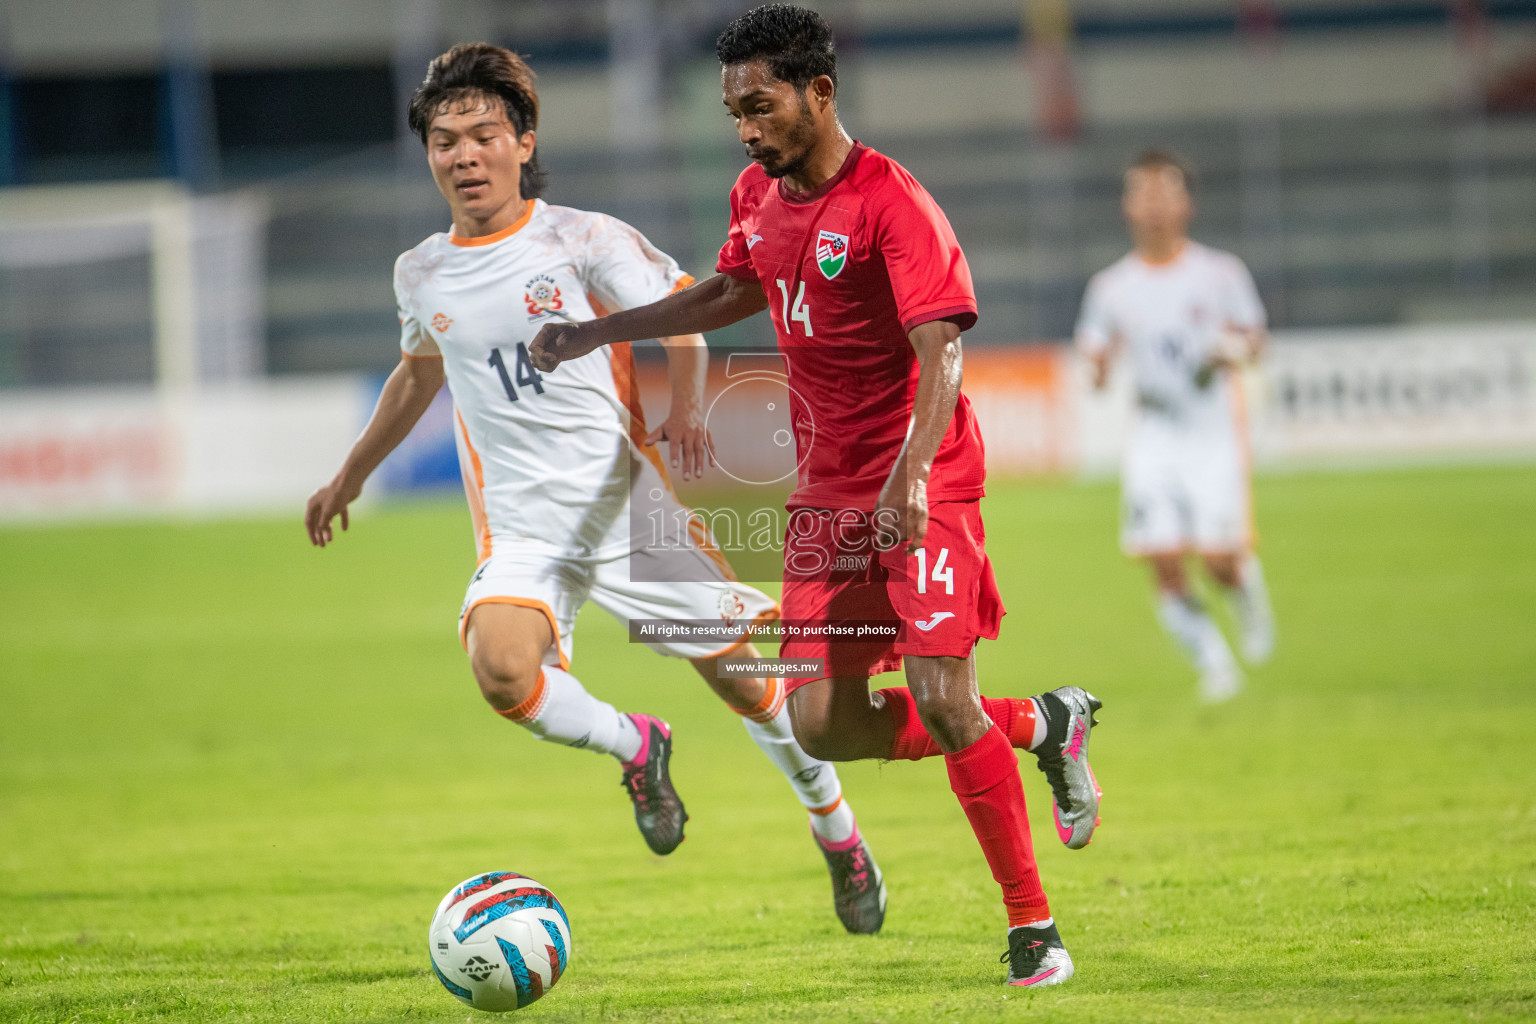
[458,541,779,666]
[1120,423,1252,556]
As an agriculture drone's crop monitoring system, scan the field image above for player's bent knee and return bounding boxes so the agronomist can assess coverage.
[911,690,983,751]
[689,647,770,714]
[912,708,967,751]
[469,645,543,711]
[1150,555,1188,592]
[1205,553,1241,588]
[788,713,843,761]
[711,674,767,712]
[796,730,837,762]
[464,603,556,712]
[786,680,869,761]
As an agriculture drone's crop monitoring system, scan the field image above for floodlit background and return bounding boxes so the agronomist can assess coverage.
[1,0,1533,511]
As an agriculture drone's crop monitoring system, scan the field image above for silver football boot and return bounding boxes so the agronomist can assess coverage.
[1031,687,1103,850]
[1002,920,1075,987]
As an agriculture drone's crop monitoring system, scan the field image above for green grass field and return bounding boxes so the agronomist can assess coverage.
[2,464,1533,1023]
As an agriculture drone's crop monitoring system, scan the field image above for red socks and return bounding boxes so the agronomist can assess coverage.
[877,692,1052,925]
[877,687,1037,761]
[944,726,1051,926]
[985,696,1040,751]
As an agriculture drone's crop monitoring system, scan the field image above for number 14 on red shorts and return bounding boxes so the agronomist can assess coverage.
[778,501,1006,687]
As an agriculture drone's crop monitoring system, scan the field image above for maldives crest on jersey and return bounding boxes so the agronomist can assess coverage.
[816,230,849,280]
[524,274,564,319]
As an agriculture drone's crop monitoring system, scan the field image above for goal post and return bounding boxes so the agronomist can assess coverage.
[0,180,266,390]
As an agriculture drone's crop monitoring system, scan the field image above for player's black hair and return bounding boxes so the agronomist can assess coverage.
[715,4,838,94]
[1129,148,1196,192]
[407,43,548,200]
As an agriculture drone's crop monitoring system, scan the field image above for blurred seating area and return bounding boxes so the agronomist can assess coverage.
[2,0,1535,385]
[252,107,1536,378]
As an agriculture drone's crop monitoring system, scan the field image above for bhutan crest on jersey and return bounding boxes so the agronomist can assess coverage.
[524,274,564,319]
[816,230,849,280]
[718,590,746,627]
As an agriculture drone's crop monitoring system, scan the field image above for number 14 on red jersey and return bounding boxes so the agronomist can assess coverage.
[775,279,813,336]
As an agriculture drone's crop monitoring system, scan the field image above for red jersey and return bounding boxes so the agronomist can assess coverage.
[716,143,987,510]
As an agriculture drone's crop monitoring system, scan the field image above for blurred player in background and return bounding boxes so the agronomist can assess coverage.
[304,43,888,934]
[1075,150,1277,702]
[530,4,1102,988]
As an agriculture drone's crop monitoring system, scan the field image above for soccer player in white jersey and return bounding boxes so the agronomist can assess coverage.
[303,43,886,933]
[1075,150,1277,702]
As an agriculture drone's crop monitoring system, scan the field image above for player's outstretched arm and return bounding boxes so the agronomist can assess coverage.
[305,355,446,547]
[646,334,715,481]
[528,274,766,372]
[876,319,965,554]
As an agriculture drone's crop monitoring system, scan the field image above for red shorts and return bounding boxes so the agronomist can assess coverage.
[779,500,1005,689]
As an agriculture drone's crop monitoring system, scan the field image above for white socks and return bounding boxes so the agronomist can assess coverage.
[1025,697,1049,750]
[738,682,856,845]
[807,797,858,845]
[497,668,859,844]
[1157,592,1235,672]
[1157,591,1242,700]
[1227,554,1276,663]
[496,665,642,762]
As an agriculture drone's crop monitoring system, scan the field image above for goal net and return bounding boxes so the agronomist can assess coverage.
[0,181,266,390]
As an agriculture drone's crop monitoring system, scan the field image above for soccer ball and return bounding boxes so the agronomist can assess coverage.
[428,871,571,1012]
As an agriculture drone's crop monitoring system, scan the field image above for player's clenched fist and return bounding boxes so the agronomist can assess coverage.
[875,461,930,554]
[528,322,579,372]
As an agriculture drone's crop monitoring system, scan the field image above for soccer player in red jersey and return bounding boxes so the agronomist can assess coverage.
[531,4,1104,985]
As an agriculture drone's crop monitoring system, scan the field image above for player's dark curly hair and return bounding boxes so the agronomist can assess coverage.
[715,4,838,94]
[407,43,547,200]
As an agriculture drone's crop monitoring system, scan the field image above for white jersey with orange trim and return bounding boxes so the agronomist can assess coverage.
[395,199,777,662]
[1075,240,1265,435]
[395,198,695,561]
[1075,241,1266,556]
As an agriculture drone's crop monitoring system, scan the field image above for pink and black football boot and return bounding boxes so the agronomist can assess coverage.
[619,714,688,855]
[814,827,887,935]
